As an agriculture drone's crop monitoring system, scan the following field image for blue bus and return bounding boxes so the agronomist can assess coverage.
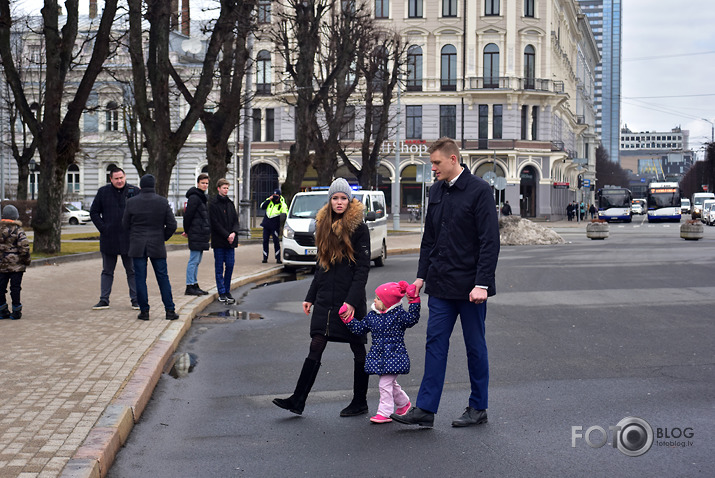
[646,182,681,222]
[597,187,633,222]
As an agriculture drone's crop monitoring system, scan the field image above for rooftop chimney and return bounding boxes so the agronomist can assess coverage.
[89,0,97,19]
[181,0,190,36]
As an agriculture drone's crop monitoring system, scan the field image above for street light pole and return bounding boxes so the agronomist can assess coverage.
[702,118,714,143]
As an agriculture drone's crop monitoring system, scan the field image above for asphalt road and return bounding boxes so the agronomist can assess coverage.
[109,223,715,477]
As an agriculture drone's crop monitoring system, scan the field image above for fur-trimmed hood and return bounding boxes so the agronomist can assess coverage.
[0,219,23,227]
[315,198,364,237]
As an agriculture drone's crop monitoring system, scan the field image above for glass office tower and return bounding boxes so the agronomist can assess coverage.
[578,0,622,164]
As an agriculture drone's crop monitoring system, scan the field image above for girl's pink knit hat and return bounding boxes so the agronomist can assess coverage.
[375,281,409,309]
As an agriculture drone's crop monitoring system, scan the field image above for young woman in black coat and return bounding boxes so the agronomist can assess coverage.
[273,178,371,416]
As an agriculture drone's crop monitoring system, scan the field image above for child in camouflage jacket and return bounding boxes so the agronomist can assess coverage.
[0,205,31,320]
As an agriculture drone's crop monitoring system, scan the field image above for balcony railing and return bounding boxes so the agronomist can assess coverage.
[464,76,566,93]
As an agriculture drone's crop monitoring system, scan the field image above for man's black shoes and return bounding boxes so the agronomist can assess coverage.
[390,407,434,428]
[451,407,488,427]
[137,310,150,321]
[92,299,110,310]
[165,310,179,321]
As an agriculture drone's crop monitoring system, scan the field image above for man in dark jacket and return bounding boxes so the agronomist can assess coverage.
[182,174,211,296]
[392,137,500,429]
[209,178,240,304]
[122,174,179,321]
[89,167,139,310]
[259,188,288,263]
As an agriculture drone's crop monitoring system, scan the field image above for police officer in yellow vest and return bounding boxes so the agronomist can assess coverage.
[260,189,288,263]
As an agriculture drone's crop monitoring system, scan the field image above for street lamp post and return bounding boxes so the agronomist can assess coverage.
[702,118,714,143]
[29,160,38,200]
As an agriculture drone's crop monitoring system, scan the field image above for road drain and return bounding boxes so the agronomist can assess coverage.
[166,352,198,379]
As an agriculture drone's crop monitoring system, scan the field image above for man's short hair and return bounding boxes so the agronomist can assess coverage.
[216,178,230,188]
[109,167,125,178]
[428,137,461,160]
[197,173,209,183]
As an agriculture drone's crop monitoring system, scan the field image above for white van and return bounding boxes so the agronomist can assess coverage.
[691,192,715,219]
[281,189,388,269]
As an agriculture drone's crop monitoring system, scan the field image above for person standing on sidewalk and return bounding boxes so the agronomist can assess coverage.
[182,174,211,296]
[122,174,179,321]
[0,205,31,320]
[209,178,240,305]
[273,178,371,417]
[501,201,512,216]
[89,167,139,310]
[259,188,288,264]
[391,137,500,429]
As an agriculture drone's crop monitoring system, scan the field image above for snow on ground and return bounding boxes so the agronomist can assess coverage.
[499,216,564,246]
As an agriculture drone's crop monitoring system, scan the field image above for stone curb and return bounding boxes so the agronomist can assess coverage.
[60,266,283,478]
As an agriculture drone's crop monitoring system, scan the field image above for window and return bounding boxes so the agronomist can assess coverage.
[524,0,534,17]
[521,105,528,140]
[66,164,80,194]
[372,46,388,90]
[441,44,457,91]
[406,46,423,91]
[105,164,117,184]
[483,43,499,88]
[340,106,355,140]
[375,0,389,18]
[408,0,422,18]
[258,0,271,23]
[266,108,275,141]
[440,105,456,139]
[479,105,488,139]
[253,108,262,142]
[531,106,538,140]
[485,0,499,16]
[493,104,503,139]
[406,105,422,139]
[524,45,535,89]
[442,0,457,17]
[256,50,271,95]
[105,101,119,131]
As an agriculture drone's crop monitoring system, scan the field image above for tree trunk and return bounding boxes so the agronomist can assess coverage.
[16,164,29,200]
[312,148,337,186]
[30,144,63,254]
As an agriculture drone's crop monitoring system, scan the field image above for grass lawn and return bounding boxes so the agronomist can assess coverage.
[30,227,264,259]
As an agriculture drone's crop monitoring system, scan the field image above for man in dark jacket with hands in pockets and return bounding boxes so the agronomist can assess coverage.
[391,137,500,429]
[123,174,178,321]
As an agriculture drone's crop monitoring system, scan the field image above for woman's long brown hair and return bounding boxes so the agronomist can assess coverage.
[315,199,360,270]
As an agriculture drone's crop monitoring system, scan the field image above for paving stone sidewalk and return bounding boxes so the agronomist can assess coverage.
[0,233,424,478]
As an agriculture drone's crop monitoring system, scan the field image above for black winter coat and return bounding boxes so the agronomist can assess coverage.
[184,187,210,251]
[417,169,500,299]
[122,188,177,258]
[209,194,240,249]
[305,201,370,344]
[90,183,138,255]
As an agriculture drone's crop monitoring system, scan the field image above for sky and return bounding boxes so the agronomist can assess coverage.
[13,0,715,158]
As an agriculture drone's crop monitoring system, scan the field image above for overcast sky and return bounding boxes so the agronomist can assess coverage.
[14,0,715,157]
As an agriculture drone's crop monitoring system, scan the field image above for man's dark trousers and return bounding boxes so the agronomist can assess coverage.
[133,257,174,312]
[416,296,489,413]
[101,253,137,302]
[262,217,281,261]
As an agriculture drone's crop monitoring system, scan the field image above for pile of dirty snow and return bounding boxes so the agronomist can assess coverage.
[498,216,564,246]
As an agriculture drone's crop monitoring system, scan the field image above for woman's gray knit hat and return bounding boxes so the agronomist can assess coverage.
[327,178,353,201]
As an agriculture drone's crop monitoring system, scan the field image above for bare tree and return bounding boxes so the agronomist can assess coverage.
[126,0,243,196]
[0,0,120,254]
[595,145,628,189]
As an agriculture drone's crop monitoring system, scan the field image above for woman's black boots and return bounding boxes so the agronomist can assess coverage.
[339,359,369,417]
[273,358,321,415]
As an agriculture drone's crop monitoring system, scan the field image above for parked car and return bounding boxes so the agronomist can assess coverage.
[281,189,388,270]
[680,198,691,215]
[691,192,715,219]
[62,203,91,225]
[701,199,715,225]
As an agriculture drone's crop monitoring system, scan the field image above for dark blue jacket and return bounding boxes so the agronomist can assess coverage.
[208,194,240,249]
[345,302,420,375]
[122,188,177,258]
[184,187,210,251]
[417,170,500,299]
[90,183,138,255]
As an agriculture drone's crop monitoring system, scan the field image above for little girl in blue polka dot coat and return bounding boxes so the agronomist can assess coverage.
[341,280,420,424]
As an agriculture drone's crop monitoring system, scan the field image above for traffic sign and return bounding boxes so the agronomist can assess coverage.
[494,177,507,190]
[583,179,591,187]
[483,171,497,185]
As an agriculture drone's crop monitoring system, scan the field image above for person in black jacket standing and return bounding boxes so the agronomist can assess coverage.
[209,178,240,304]
[89,167,139,310]
[182,174,211,296]
[273,178,371,417]
[392,137,500,429]
[122,174,179,321]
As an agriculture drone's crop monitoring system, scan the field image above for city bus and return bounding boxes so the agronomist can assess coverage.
[596,187,633,222]
[646,182,682,222]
